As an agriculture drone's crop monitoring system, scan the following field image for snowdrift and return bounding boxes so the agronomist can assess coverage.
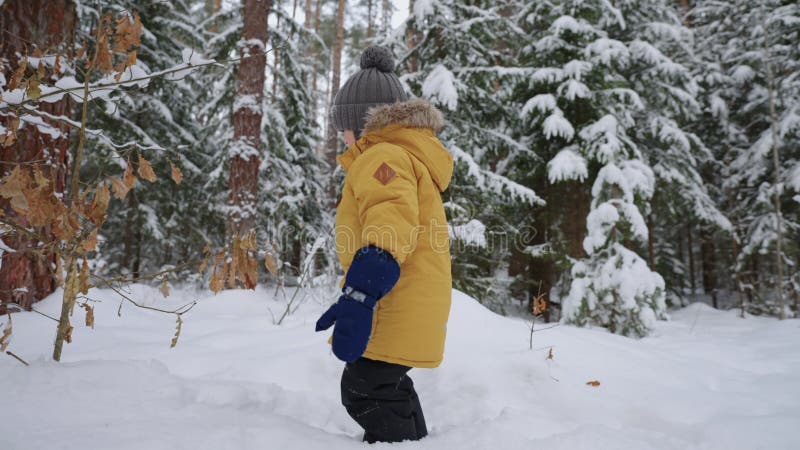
[2,286,799,449]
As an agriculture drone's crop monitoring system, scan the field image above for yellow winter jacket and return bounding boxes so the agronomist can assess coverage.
[334,99,454,368]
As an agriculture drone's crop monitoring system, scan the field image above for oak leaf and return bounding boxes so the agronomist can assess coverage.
[209,268,223,293]
[79,258,91,294]
[170,162,183,185]
[109,176,131,200]
[81,303,95,329]
[137,154,157,183]
[123,162,136,189]
[83,229,99,252]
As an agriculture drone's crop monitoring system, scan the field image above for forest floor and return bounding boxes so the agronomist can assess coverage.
[2,284,799,449]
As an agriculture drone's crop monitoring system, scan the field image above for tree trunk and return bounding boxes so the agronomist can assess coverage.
[687,223,696,296]
[367,0,375,39]
[311,0,323,95]
[700,228,717,308]
[405,0,422,73]
[229,0,270,240]
[647,212,656,271]
[0,0,76,311]
[325,0,346,203]
[763,26,785,319]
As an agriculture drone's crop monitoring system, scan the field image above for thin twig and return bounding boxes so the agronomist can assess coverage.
[1,47,284,111]
[92,273,197,315]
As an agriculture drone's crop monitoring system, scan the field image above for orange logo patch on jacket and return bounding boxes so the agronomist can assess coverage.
[373,162,396,185]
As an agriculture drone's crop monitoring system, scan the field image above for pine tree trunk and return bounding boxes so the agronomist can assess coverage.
[687,223,696,296]
[405,0,422,73]
[325,0,346,203]
[0,0,76,311]
[367,0,374,39]
[763,28,785,319]
[229,0,270,240]
[311,0,322,96]
[700,228,717,308]
[647,212,656,271]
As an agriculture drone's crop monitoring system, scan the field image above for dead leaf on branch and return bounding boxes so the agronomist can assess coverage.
[86,181,110,226]
[0,314,12,352]
[8,58,27,90]
[264,251,278,276]
[170,314,182,348]
[0,166,32,213]
[109,176,131,200]
[137,154,157,183]
[113,10,143,53]
[83,229,99,253]
[123,161,137,189]
[79,258,91,294]
[160,276,170,298]
[64,325,74,344]
[170,162,183,185]
[209,268,223,293]
[81,303,95,329]
[586,380,601,387]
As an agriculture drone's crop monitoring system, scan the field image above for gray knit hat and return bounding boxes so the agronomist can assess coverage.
[331,46,407,137]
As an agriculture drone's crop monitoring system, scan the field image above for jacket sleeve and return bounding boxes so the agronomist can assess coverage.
[348,144,420,265]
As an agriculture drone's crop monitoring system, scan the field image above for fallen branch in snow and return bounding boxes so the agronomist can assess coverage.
[5,350,29,366]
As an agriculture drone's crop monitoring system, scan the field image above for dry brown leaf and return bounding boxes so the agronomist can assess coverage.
[95,16,114,74]
[79,258,90,294]
[123,161,136,189]
[54,54,62,74]
[8,58,27,90]
[109,176,131,200]
[137,154,157,183]
[114,11,143,52]
[0,166,31,213]
[81,303,95,329]
[86,182,110,226]
[264,251,278,276]
[586,380,601,387]
[170,314,182,348]
[547,347,554,360]
[36,60,45,80]
[170,162,183,185]
[64,325,74,344]
[209,268,223,293]
[0,314,12,352]
[160,276,170,298]
[83,228,99,252]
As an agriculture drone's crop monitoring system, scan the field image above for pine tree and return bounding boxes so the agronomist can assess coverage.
[391,0,544,306]
[692,0,800,316]
[516,0,724,335]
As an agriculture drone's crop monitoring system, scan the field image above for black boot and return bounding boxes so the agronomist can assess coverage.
[341,358,428,443]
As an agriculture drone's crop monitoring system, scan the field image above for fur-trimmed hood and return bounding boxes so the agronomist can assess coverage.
[363,98,445,134]
[338,98,453,192]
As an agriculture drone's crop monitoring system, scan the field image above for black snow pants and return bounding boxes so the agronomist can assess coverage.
[340,357,428,444]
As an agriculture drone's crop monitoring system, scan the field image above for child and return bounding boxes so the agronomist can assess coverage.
[315,46,454,443]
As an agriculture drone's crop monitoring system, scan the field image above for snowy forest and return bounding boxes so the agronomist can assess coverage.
[1,0,799,448]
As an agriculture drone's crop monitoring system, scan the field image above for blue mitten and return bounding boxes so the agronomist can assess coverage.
[315,246,400,362]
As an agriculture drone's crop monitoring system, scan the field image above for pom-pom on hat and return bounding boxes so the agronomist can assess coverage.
[331,45,407,138]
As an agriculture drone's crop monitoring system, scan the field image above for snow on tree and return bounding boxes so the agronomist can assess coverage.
[692,0,800,315]
[390,0,544,304]
[516,0,717,335]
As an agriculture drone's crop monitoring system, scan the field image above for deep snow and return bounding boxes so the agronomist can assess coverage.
[2,285,799,450]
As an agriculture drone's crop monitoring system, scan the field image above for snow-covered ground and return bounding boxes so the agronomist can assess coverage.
[2,285,799,450]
